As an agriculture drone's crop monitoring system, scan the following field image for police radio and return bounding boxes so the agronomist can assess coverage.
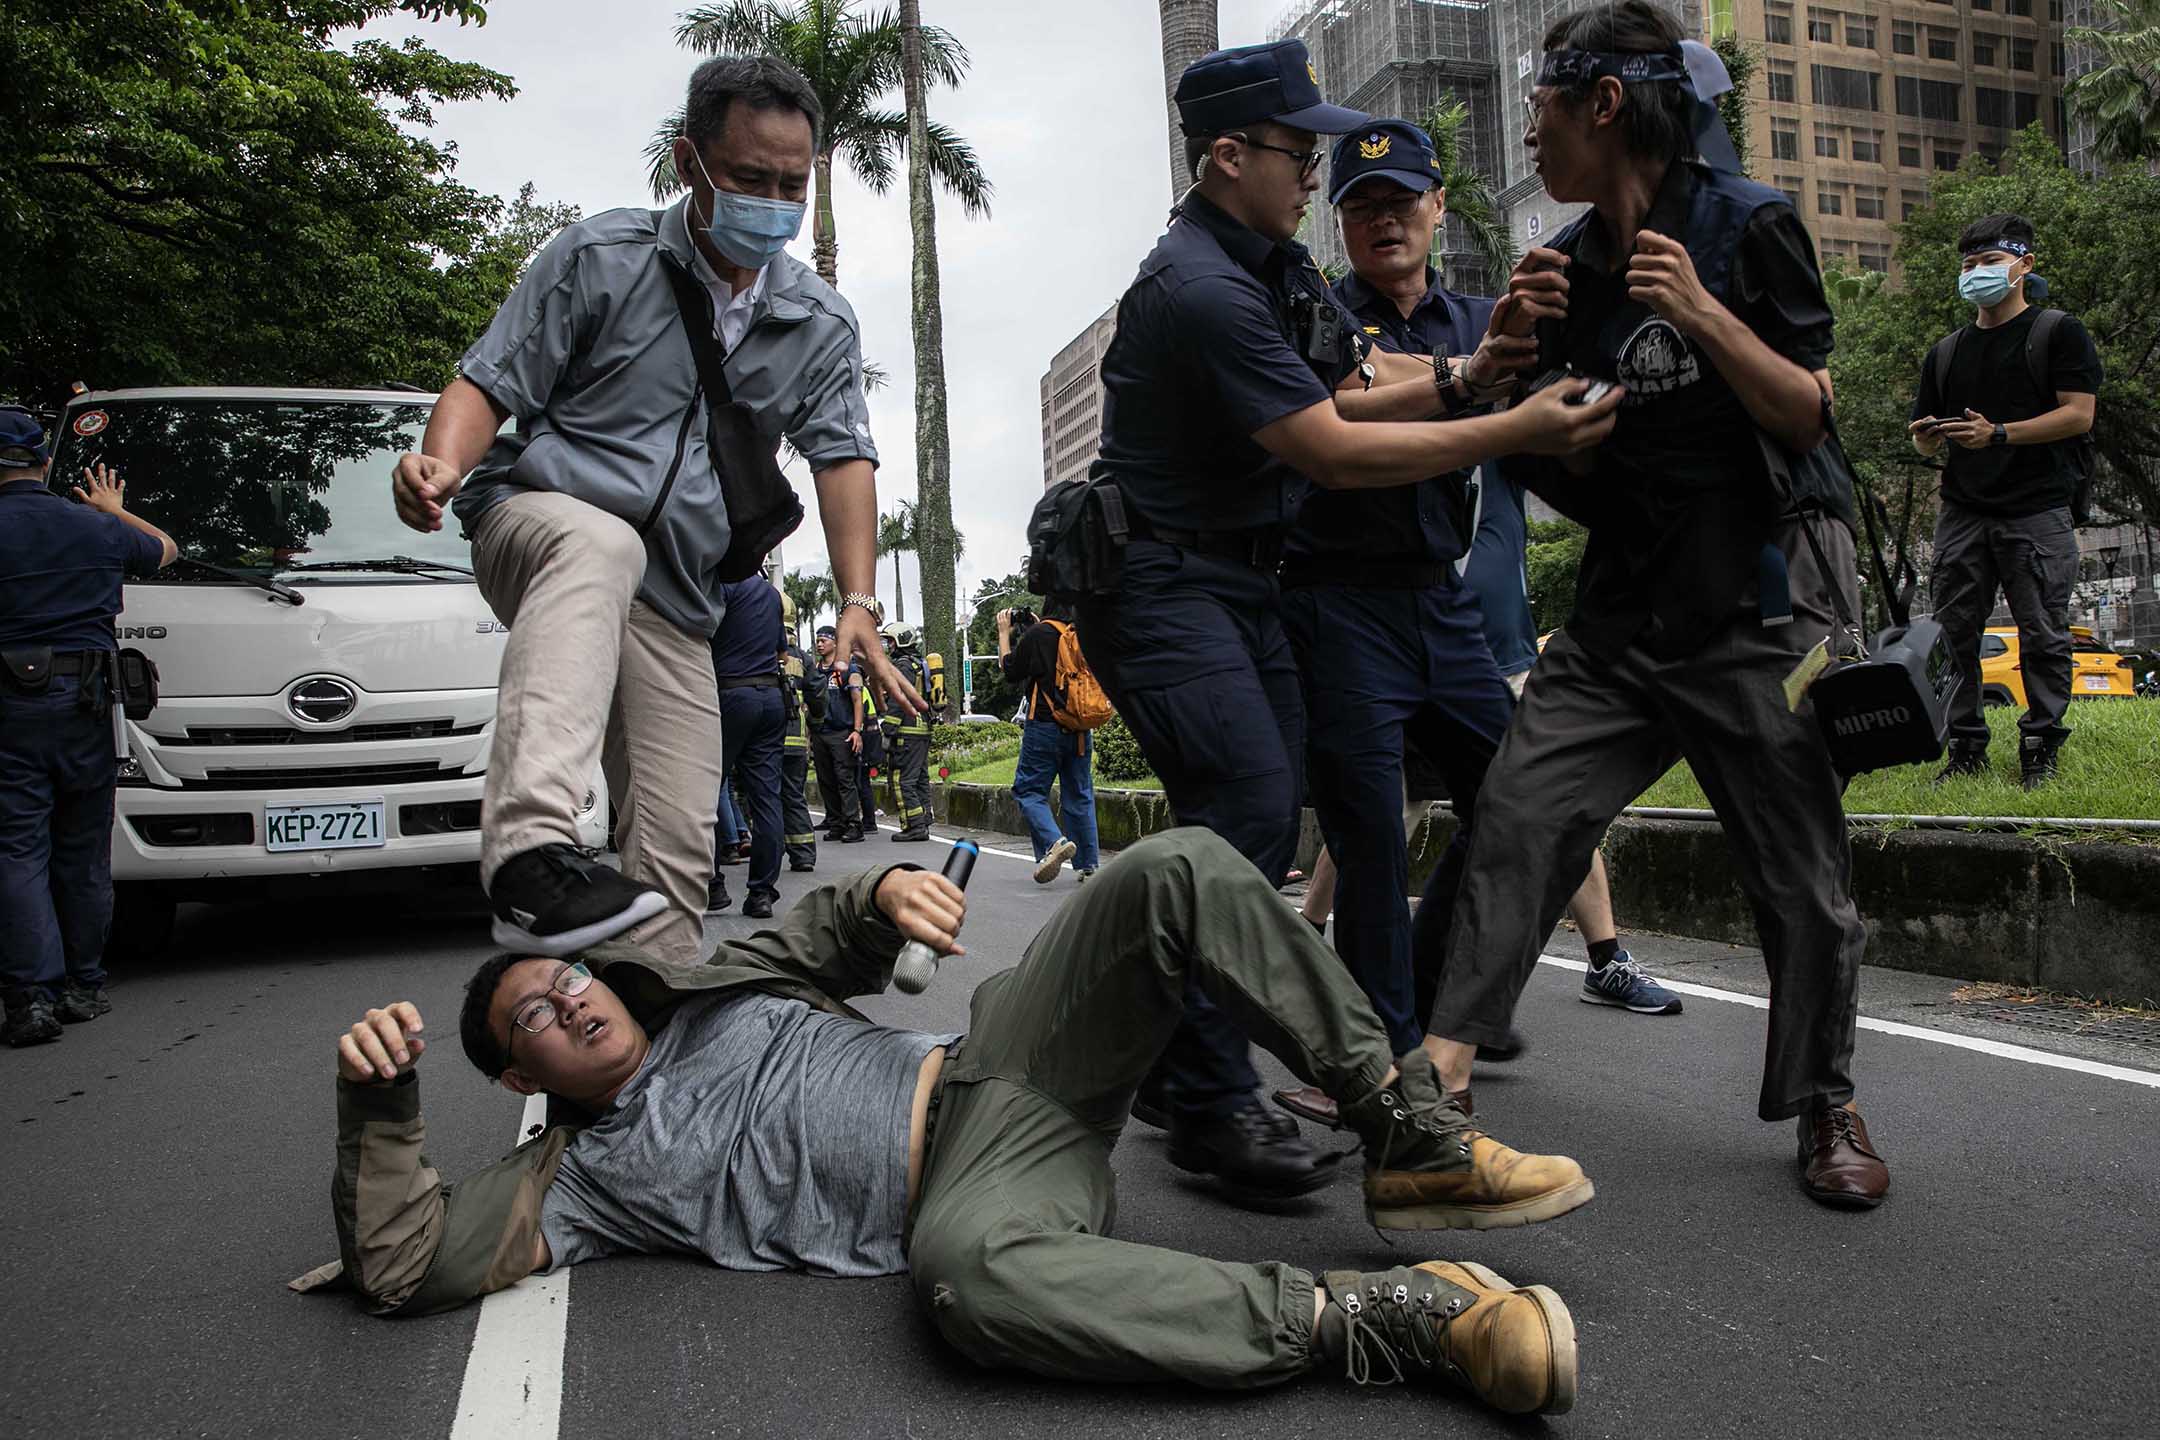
[1809,619,1960,778]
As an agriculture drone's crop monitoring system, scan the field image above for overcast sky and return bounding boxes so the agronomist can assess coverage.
[362,0,1289,623]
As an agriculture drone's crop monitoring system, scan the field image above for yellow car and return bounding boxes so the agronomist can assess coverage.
[1979,625,2135,707]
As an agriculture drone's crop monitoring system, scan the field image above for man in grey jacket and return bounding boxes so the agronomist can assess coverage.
[392,56,918,965]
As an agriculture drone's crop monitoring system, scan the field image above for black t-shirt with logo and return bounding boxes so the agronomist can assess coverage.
[1538,162,1835,660]
[1910,306,2103,518]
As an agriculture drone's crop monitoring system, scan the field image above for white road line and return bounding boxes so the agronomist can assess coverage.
[1535,953,2160,1090]
[448,1092,568,1440]
[811,809,1038,864]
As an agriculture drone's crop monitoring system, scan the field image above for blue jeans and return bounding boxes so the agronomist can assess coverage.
[1012,720,1099,870]
[0,676,116,1006]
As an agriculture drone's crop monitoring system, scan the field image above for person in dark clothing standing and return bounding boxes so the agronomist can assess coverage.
[807,625,865,843]
[0,418,177,1048]
[778,609,820,873]
[708,576,787,920]
[1909,213,2102,788]
[1423,4,1885,1210]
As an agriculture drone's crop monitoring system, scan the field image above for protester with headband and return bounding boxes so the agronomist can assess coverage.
[1910,213,2102,789]
[1421,2,1890,1209]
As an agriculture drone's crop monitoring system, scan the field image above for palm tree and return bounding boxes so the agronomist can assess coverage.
[781,567,836,645]
[644,0,993,288]
[2068,0,2160,168]
[1157,1,1219,202]
[900,0,959,696]
[878,500,916,623]
[1418,96,1515,292]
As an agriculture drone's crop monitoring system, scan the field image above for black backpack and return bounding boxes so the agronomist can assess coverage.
[1926,309,2099,524]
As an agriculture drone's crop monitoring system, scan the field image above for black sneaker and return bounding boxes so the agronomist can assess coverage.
[742,896,774,920]
[488,844,670,956]
[56,984,110,1024]
[1167,1093,1344,1199]
[891,829,931,843]
[2019,735,2062,790]
[790,860,817,873]
[706,875,733,914]
[4,996,63,1047]
[1933,741,1988,784]
[839,827,865,843]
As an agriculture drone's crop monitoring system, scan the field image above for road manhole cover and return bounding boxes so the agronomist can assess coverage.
[1950,986,2160,1051]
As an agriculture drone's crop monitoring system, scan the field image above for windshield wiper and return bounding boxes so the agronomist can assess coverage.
[280,555,475,577]
[168,555,305,606]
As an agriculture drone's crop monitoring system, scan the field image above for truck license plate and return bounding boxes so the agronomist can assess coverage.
[264,800,387,852]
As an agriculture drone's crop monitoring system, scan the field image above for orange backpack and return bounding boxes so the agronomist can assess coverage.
[1039,619,1114,732]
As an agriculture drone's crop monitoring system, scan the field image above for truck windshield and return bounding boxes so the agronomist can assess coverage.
[52,396,471,578]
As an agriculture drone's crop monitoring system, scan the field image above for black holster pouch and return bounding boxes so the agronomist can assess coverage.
[113,647,160,721]
[1,645,55,695]
[660,256,805,583]
[1811,619,1960,778]
[1027,474,1131,600]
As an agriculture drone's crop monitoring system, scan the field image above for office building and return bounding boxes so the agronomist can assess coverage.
[1039,304,1118,489]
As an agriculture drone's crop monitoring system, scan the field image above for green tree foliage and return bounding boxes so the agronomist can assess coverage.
[1712,32,1757,179]
[782,566,837,644]
[1523,517,1587,635]
[2067,0,2160,168]
[647,0,992,289]
[1825,127,2160,540]
[1418,96,1514,288]
[961,567,1039,718]
[1,1,562,402]
[1092,715,1153,783]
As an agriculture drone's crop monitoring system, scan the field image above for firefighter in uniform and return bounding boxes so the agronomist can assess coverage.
[878,623,934,841]
[778,596,818,872]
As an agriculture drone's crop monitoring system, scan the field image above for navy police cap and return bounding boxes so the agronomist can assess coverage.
[0,407,50,467]
[1176,38,1371,137]
[1328,119,1444,204]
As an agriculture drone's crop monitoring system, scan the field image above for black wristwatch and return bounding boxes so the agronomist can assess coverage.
[1990,423,2009,447]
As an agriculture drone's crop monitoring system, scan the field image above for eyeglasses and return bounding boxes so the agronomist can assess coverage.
[1227,132,1324,180]
[510,962,594,1038]
[1338,191,1430,226]
[1522,90,1559,124]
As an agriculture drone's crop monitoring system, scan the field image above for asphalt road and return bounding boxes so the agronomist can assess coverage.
[3,821,2156,1440]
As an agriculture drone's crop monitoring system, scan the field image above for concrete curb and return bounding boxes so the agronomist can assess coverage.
[931,781,2160,1004]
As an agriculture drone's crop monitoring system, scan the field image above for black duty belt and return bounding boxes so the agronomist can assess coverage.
[1279,557,1454,590]
[0,648,99,689]
[1127,516,1285,572]
[716,674,783,690]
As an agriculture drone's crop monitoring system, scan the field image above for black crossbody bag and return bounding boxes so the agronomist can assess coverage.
[658,255,805,583]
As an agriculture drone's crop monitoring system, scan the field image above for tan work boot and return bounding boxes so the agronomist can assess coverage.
[1340,1050,1593,1230]
[1315,1261,1577,1415]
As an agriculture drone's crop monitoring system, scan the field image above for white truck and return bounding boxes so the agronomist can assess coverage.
[48,387,608,957]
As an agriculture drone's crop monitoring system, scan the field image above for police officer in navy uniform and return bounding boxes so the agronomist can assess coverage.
[1423,3,1887,1210]
[1077,39,1620,1199]
[709,575,788,920]
[1273,120,1540,1125]
[0,412,177,1047]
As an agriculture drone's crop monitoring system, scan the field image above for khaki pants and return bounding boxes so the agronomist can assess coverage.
[908,827,1397,1387]
[470,491,720,966]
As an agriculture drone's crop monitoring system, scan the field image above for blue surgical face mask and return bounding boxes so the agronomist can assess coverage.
[689,145,805,271]
[1958,262,2015,308]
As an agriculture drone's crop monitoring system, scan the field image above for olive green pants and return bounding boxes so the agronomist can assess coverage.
[906,827,1396,1388]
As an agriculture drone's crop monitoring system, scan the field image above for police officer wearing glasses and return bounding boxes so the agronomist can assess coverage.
[0,408,177,1047]
[1076,39,1619,1203]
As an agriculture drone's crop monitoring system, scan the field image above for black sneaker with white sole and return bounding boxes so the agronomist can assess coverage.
[488,844,670,956]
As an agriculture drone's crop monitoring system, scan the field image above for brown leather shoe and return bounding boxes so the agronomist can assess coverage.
[1316,1260,1577,1415]
[1798,1103,1889,1208]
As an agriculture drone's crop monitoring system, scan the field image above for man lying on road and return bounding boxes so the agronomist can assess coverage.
[300,829,1593,1415]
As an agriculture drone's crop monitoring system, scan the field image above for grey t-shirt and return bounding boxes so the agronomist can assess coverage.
[540,992,955,1278]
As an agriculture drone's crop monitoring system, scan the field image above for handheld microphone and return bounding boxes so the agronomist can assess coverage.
[891,839,978,994]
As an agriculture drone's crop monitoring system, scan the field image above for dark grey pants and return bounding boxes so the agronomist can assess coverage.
[1430,518,1868,1122]
[1929,500,2076,746]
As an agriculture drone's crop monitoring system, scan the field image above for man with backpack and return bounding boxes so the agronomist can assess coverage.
[998,605,1102,884]
[1910,213,2102,789]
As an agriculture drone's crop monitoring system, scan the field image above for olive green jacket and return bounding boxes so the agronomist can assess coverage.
[289,864,914,1316]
